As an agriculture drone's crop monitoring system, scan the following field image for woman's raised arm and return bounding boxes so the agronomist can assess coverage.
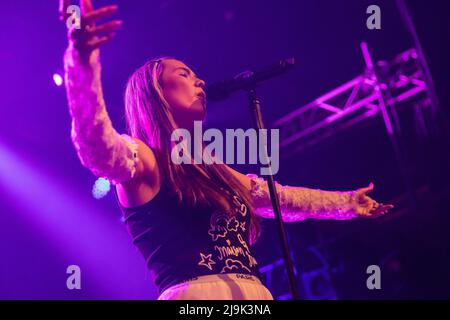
[62,0,142,185]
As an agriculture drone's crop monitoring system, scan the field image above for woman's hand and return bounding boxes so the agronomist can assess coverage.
[353,182,394,218]
[61,0,122,61]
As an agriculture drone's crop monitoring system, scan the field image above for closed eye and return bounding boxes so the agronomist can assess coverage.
[179,73,189,78]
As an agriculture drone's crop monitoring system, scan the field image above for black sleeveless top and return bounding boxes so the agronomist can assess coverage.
[113,181,261,294]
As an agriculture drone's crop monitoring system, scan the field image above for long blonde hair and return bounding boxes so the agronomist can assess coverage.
[124,57,261,244]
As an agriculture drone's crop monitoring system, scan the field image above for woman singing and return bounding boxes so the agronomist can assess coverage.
[62,0,394,300]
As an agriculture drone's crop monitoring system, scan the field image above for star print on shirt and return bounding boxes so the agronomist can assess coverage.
[227,217,239,232]
[198,252,216,271]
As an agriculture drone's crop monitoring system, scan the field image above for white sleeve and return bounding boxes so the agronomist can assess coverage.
[246,173,360,222]
[64,47,139,185]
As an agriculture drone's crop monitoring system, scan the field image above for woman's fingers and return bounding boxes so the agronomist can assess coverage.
[64,2,120,56]
[370,203,394,216]
[358,182,374,196]
[72,20,122,49]
[84,5,119,25]
[86,33,116,51]
[357,198,394,218]
[87,20,123,36]
[81,0,95,14]
[59,0,71,21]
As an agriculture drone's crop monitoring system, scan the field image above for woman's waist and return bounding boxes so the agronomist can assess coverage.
[178,273,262,286]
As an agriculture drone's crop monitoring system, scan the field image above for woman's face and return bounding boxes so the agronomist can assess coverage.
[160,59,206,128]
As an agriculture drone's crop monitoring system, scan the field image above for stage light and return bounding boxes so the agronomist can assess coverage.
[92,177,111,199]
[0,142,156,298]
[53,73,63,86]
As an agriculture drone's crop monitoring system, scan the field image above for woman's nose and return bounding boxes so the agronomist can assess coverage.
[195,78,205,89]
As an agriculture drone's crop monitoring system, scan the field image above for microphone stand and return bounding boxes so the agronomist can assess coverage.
[207,57,299,299]
[247,88,300,300]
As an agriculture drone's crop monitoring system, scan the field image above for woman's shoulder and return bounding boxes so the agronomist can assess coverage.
[116,137,163,209]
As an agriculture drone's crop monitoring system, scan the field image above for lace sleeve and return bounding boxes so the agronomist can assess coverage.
[64,47,139,185]
[246,174,359,222]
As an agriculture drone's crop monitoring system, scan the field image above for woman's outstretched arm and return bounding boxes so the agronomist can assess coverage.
[63,0,140,185]
[226,166,394,222]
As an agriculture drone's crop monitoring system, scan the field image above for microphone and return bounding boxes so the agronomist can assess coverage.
[205,57,296,101]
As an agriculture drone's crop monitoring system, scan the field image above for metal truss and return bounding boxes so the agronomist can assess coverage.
[259,246,338,300]
[273,45,427,158]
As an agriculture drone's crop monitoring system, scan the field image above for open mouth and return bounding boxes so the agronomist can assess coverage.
[197,92,206,100]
